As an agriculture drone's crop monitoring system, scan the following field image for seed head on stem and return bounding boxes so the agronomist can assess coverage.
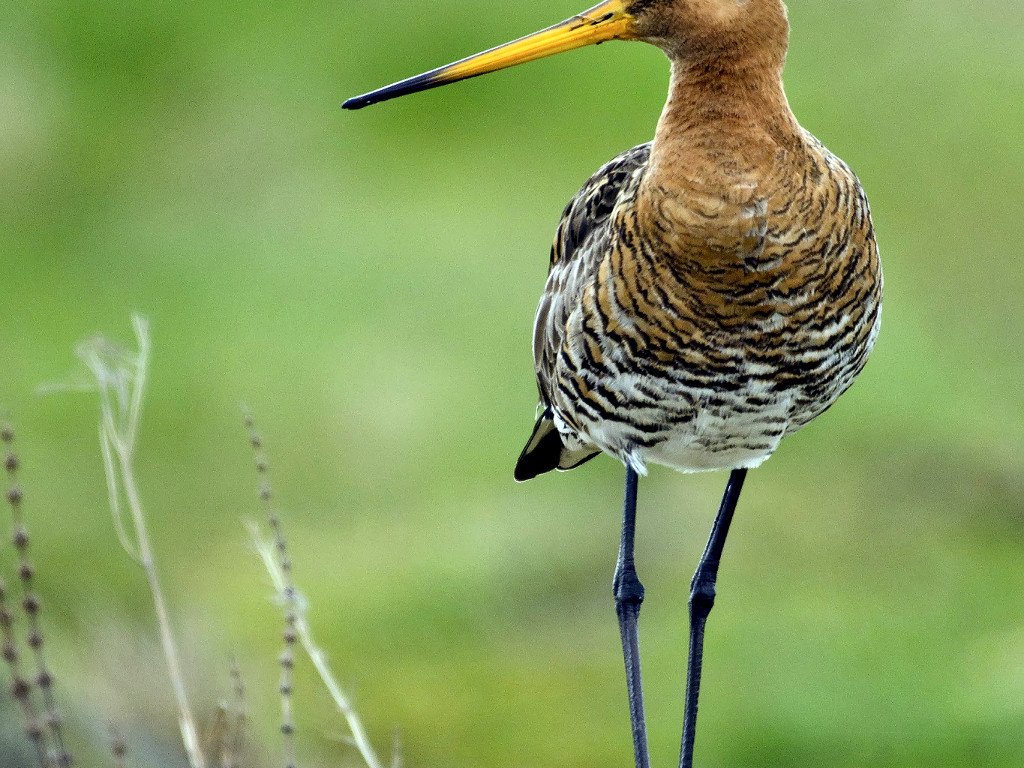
[3,423,71,767]
[244,413,390,768]
[244,413,299,768]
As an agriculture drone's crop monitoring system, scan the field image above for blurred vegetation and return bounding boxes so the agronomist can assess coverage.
[1,0,1023,765]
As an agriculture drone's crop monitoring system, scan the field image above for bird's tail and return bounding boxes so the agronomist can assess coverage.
[514,409,599,482]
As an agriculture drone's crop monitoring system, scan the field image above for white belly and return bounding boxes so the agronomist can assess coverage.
[554,385,796,476]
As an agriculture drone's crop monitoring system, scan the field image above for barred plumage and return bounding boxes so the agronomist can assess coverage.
[518,123,881,479]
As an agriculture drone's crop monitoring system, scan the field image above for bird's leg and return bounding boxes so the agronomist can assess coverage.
[679,469,748,768]
[614,466,650,768]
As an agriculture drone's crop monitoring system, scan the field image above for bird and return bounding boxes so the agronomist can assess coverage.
[344,2,882,767]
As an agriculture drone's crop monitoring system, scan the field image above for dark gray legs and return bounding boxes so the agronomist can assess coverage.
[614,466,650,768]
[613,467,747,768]
[679,469,748,768]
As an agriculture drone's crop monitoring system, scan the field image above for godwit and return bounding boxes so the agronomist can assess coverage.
[345,2,882,766]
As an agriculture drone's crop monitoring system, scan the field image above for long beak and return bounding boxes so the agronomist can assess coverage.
[343,0,635,110]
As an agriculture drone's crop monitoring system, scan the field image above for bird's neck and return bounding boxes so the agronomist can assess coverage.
[632,56,804,263]
[643,57,802,194]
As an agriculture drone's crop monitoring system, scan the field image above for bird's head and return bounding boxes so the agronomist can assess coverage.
[343,0,789,110]
[630,0,789,59]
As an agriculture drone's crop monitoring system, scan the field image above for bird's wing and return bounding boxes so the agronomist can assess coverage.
[515,142,651,481]
[550,141,653,270]
[533,141,652,408]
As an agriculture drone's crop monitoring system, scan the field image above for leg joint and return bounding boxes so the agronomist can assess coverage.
[614,566,645,606]
[689,577,716,616]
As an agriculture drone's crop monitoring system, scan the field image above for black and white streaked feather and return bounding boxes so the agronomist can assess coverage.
[516,133,880,481]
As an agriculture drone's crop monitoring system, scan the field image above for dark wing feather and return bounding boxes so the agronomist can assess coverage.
[551,142,653,268]
[516,143,652,481]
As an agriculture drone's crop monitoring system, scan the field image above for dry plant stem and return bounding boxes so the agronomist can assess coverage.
[0,575,50,767]
[114,443,204,767]
[205,707,230,764]
[244,415,387,768]
[221,660,248,768]
[245,420,299,768]
[249,529,387,768]
[78,316,207,768]
[211,661,247,768]
[109,726,128,768]
[3,425,70,767]
[390,731,403,768]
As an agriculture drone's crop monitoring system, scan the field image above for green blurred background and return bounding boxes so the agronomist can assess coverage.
[2,0,1023,766]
